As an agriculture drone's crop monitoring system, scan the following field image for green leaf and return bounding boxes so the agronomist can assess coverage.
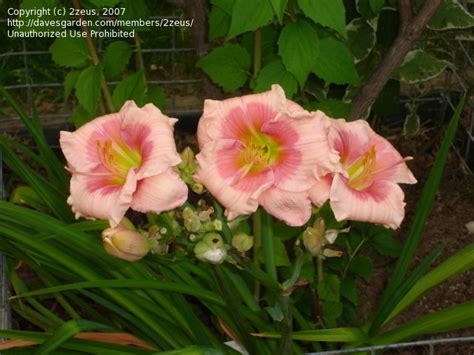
[35,320,115,355]
[312,29,359,85]
[269,0,288,22]
[10,186,47,211]
[371,230,402,257]
[146,85,166,110]
[428,0,474,30]
[103,41,133,79]
[89,0,121,6]
[273,236,290,267]
[347,17,376,62]
[298,0,347,38]
[372,301,474,345]
[356,0,384,19]
[341,277,359,305]
[69,105,92,128]
[196,44,251,92]
[208,5,231,40]
[50,37,88,68]
[403,112,421,137]
[278,19,319,87]
[64,71,81,100]
[322,301,343,327]
[227,0,274,38]
[210,0,234,14]
[254,60,298,98]
[112,71,146,109]
[309,99,350,118]
[387,243,474,325]
[381,95,467,307]
[75,65,102,115]
[118,0,150,31]
[394,50,449,84]
[317,274,340,302]
[254,327,366,342]
[349,256,372,281]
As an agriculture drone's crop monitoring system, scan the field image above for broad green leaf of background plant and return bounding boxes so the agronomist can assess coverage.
[308,99,350,118]
[312,30,359,85]
[347,18,376,63]
[227,0,274,38]
[393,49,450,83]
[356,0,384,19]
[278,19,319,87]
[146,85,166,110]
[75,65,102,115]
[197,44,251,92]
[118,0,150,31]
[254,60,298,98]
[372,79,400,117]
[112,71,146,109]
[64,70,81,101]
[428,0,474,30]
[403,112,421,137]
[208,5,231,40]
[70,105,92,128]
[50,37,88,68]
[18,0,63,32]
[269,0,288,22]
[210,0,234,14]
[298,0,347,38]
[317,274,340,302]
[103,41,133,79]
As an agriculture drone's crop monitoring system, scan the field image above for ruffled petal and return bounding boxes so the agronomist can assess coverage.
[119,101,181,179]
[265,110,340,192]
[131,169,188,213]
[309,174,333,207]
[327,119,371,166]
[258,187,312,226]
[67,169,137,227]
[195,140,274,220]
[197,85,289,148]
[368,132,417,184]
[329,174,406,229]
[60,113,123,173]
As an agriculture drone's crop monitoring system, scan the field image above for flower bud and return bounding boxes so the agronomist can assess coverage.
[118,217,136,231]
[204,219,222,232]
[178,147,196,172]
[231,233,254,252]
[323,249,343,258]
[302,218,326,256]
[102,226,150,262]
[192,183,204,194]
[184,215,202,232]
[194,233,226,264]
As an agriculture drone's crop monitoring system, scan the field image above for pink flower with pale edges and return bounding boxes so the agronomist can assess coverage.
[195,85,339,226]
[309,118,417,229]
[60,101,188,226]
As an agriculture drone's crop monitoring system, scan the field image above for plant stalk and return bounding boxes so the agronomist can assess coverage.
[252,210,262,300]
[72,0,115,113]
[278,295,293,354]
[253,29,262,77]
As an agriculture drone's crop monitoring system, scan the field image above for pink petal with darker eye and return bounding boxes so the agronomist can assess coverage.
[60,113,122,173]
[195,140,274,220]
[131,169,188,214]
[329,174,406,229]
[67,169,137,227]
[197,85,290,148]
[258,187,312,226]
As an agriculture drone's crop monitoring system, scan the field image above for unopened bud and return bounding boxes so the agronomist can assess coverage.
[102,226,150,262]
[184,215,202,232]
[192,183,204,194]
[178,147,196,171]
[194,233,226,264]
[204,219,222,232]
[325,227,350,244]
[231,233,254,252]
[183,206,195,220]
[118,217,136,231]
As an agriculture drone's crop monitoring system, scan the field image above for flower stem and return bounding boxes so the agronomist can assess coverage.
[252,210,262,300]
[278,295,293,354]
[317,256,324,282]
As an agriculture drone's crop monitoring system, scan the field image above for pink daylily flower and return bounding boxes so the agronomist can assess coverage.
[60,101,188,226]
[309,118,417,229]
[195,85,339,226]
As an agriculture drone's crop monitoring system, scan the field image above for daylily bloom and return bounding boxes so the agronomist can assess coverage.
[195,85,339,226]
[60,101,188,226]
[310,119,417,229]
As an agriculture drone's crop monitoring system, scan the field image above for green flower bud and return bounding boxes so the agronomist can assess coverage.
[194,233,226,264]
[184,215,202,232]
[231,233,254,252]
[183,206,195,220]
[178,147,196,171]
[102,226,150,262]
[192,183,204,194]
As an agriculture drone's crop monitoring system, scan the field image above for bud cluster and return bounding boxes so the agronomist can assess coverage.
[302,218,348,258]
